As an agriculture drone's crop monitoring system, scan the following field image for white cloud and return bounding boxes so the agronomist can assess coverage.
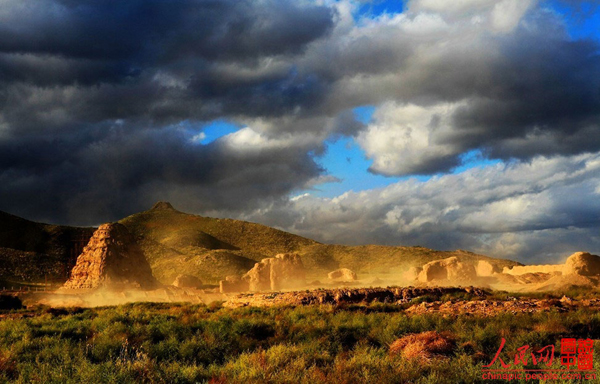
[189,132,206,143]
[409,0,538,32]
[491,0,537,33]
[221,127,318,152]
[235,152,600,263]
[356,101,466,175]
[409,0,498,15]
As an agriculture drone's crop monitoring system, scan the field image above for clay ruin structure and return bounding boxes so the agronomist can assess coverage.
[172,274,203,289]
[219,275,250,293]
[410,252,600,291]
[328,268,358,282]
[62,223,159,290]
[242,253,306,291]
[416,257,478,283]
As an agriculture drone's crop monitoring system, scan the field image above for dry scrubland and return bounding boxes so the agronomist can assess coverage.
[2,289,600,384]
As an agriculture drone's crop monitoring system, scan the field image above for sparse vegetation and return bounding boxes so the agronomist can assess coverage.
[1,301,599,383]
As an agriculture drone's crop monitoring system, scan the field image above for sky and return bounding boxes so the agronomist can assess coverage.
[0,0,599,264]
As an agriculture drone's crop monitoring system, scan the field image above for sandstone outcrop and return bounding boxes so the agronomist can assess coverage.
[172,274,203,289]
[328,268,358,282]
[417,257,477,283]
[62,223,158,290]
[243,253,305,291]
[564,252,600,276]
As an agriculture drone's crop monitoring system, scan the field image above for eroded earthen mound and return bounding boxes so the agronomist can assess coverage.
[62,223,159,290]
[389,331,456,361]
[564,252,600,276]
[328,268,357,282]
[219,275,250,293]
[418,257,477,283]
[243,253,305,291]
[172,274,203,289]
[476,260,500,277]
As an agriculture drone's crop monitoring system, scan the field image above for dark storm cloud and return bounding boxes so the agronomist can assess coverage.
[1,0,600,266]
[0,124,323,225]
[0,0,334,132]
[448,32,600,158]
[0,0,333,63]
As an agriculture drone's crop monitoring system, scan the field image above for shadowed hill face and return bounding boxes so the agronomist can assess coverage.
[0,210,95,283]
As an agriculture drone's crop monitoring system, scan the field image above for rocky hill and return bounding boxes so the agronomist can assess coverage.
[0,202,521,286]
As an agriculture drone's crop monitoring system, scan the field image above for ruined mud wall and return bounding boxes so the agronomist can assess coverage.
[502,265,564,276]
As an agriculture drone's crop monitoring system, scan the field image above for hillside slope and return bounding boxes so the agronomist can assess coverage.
[0,211,95,284]
[118,202,317,283]
[118,202,520,284]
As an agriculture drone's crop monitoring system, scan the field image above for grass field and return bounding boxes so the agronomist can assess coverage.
[1,300,600,383]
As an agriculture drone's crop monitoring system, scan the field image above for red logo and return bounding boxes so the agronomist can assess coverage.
[481,338,596,381]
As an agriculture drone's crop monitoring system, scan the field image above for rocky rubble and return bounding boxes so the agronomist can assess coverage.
[223,286,600,317]
[404,298,577,317]
[224,286,487,307]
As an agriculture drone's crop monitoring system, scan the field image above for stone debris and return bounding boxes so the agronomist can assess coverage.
[62,223,159,290]
[224,286,487,307]
[243,253,306,291]
[404,298,575,317]
[328,268,358,281]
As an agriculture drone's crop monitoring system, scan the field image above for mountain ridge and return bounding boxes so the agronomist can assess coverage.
[0,202,521,285]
